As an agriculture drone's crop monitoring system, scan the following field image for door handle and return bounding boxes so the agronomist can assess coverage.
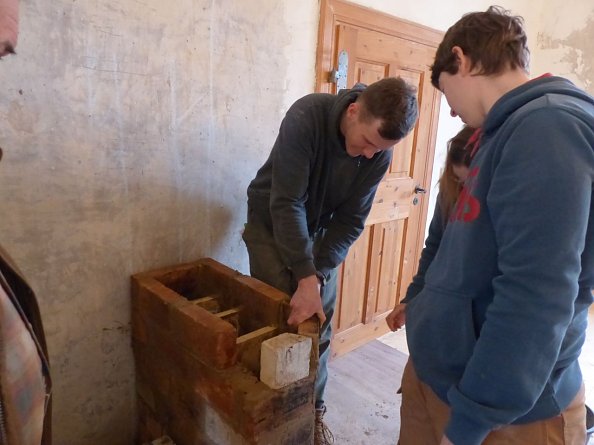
[414,186,426,194]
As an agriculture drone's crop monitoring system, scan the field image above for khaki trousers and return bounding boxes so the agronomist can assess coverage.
[399,359,586,445]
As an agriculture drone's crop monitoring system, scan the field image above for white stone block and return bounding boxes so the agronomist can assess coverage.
[260,333,312,389]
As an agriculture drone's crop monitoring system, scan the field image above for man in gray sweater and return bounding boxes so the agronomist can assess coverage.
[243,77,418,444]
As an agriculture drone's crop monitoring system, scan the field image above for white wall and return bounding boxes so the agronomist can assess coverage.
[531,0,594,94]
[0,0,590,443]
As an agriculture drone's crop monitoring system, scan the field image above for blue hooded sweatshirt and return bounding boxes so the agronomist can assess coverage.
[405,76,594,445]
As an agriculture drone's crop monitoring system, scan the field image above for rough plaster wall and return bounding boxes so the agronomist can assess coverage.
[0,0,316,443]
[532,0,594,94]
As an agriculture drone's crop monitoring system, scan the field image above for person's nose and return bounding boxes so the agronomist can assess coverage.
[363,147,378,159]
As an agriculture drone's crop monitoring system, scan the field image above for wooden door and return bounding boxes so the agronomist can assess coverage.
[316,0,443,358]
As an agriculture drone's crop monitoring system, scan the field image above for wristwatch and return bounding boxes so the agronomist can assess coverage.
[315,271,327,287]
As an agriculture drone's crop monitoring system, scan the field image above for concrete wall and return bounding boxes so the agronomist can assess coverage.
[0,1,318,443]
[0,0,590,444]
[531,0,594,94]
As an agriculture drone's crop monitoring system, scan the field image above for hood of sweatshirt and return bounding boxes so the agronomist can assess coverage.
[483,76,594,137]
[327,84,366,158]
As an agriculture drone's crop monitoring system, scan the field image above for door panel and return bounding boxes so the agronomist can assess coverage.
[316,0,442,358]
[335,227,370,331]
[365,177,412,225]
[355,62,386,85]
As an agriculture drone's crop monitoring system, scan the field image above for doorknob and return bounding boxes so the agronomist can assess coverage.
[414,186,426,194]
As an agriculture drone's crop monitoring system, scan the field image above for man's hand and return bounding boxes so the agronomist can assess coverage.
[439,435,453,445]
[386,303,406,331]
[287,275,326,326]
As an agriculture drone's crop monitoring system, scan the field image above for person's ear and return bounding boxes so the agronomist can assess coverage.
[451,46,472,76]
[347,102,359,118]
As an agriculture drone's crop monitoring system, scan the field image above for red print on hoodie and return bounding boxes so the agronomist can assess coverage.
[451,166,480,223]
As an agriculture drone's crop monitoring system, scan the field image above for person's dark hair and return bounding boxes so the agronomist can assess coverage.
[430,6,529,89]
[357,77,418,140]
[439,125,476,219]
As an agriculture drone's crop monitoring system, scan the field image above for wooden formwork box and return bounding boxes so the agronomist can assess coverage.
[131,258,319,445]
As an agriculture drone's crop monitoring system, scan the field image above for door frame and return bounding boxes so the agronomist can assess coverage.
[316,0,444,90]
[315,0,444,356]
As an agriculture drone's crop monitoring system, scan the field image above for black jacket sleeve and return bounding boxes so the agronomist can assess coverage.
[269,104,318,280]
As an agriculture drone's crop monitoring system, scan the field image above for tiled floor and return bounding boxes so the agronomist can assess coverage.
[378,305,594,443]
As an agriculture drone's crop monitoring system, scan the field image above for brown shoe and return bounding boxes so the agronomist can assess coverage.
[314,406,334,445]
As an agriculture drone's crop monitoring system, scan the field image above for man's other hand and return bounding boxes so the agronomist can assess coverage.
[386,303,406,331]
[287,275,326,326]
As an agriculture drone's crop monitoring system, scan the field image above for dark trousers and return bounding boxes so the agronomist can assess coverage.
[242,207,337,409]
